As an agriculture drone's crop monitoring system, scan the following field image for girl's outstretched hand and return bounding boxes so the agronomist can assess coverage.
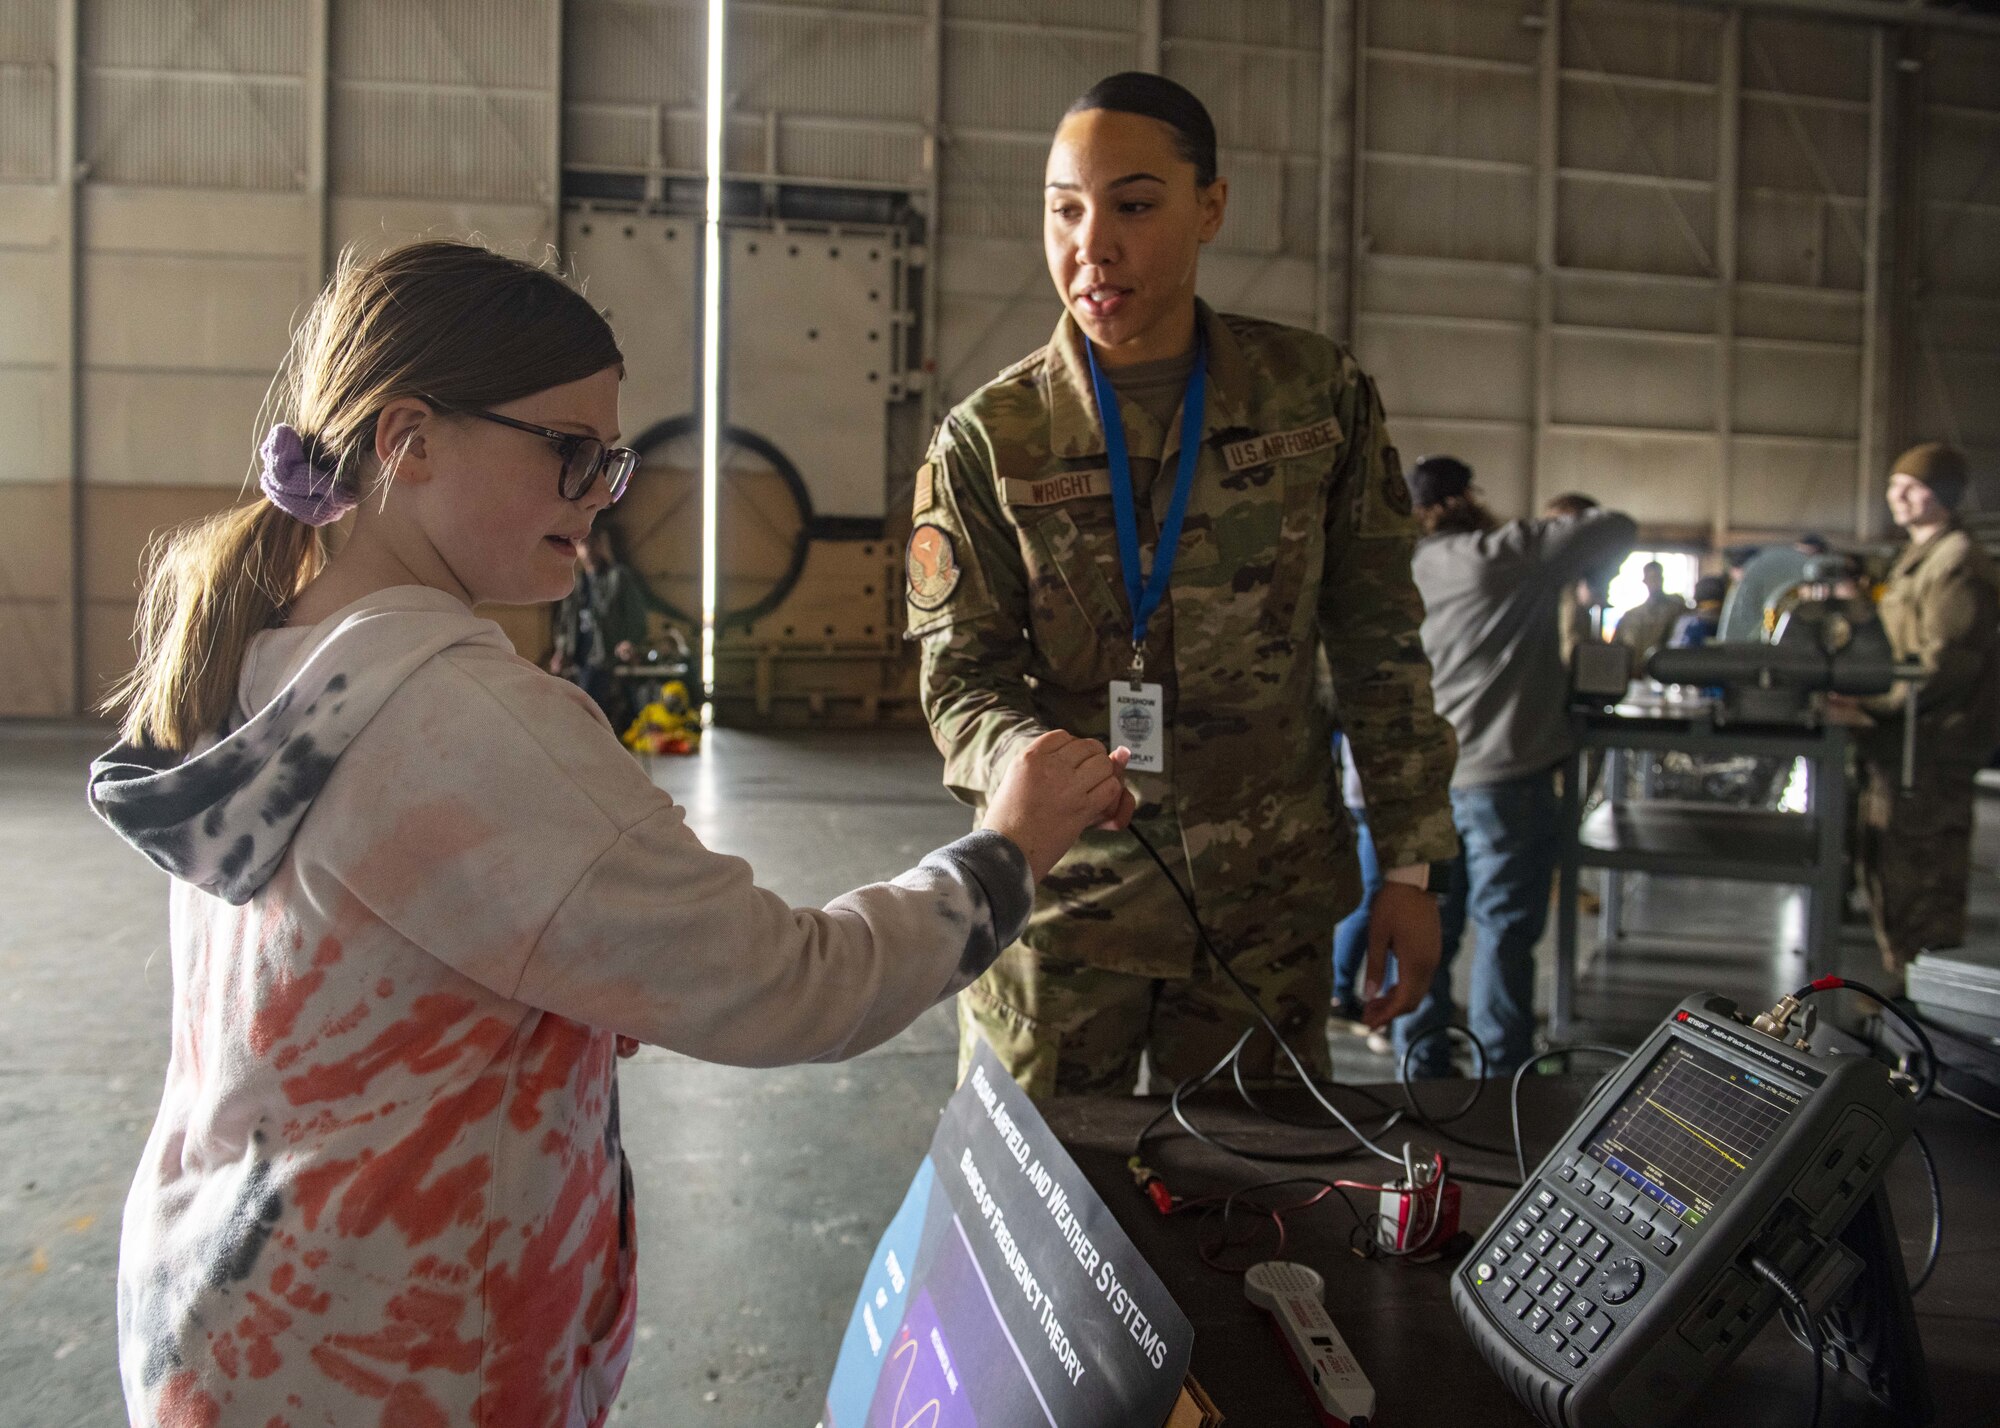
[983,731,1134,881]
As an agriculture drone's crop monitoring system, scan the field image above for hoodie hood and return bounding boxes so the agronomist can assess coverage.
[89,586,511,905]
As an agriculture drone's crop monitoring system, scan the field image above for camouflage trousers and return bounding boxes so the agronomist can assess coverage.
[1858,756,1979,972]
[957,911,1335,1100]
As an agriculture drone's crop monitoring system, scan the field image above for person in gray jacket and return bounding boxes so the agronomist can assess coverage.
[1396,457,1636,1078]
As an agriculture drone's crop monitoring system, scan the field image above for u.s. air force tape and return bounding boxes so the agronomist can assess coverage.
[906,522,961,610]
[1220,418,1342,471]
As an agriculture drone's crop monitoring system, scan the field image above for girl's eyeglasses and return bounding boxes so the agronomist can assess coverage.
[427,401,640,503]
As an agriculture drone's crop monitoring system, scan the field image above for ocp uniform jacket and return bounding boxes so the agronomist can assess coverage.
[1861,522,2000,769]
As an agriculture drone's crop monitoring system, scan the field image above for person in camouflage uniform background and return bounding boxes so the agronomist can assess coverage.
[908,73,1459,1098]
[1843,443,2000,974]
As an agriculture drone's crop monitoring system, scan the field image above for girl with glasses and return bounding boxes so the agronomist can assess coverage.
[87,239,1132,1428]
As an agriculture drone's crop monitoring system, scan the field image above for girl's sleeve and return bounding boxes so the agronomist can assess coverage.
[521,806,1029,1065]
[309,646,1032,1065]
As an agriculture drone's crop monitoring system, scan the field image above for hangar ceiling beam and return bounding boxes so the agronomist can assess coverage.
[1137,0,1161,73]
[1318,0,1346,339]
[56,0,80,716]
[922,0,943,433]
[304,0,328,286]
[1715,9,1741,551]
[1658,0,2000,38]
[1531,0,1561,508]
[1855,29,1887,540]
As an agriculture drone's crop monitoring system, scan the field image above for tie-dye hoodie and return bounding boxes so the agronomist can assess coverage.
[88,585,1032,1428]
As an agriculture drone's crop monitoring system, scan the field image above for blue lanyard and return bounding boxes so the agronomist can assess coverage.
[1083,333,1207,673]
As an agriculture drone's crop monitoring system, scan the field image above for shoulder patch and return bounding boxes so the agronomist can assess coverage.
[1381,444,1411,516]
[906,523,962,611]
[1001,469,1109,508]
[1222,418,1344,472]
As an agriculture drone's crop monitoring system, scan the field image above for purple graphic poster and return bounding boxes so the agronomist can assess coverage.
[823,1042,1192,1428]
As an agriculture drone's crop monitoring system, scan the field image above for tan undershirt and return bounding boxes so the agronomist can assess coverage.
[1105,347,1197,500]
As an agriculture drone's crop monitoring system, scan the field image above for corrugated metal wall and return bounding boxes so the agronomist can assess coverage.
[1,0,1996,717]
[936,0,1338,403]
[1352,0,1999,539]
[0,2,67,715]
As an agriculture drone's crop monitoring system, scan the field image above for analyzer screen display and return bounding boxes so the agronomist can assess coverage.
[1580,1039,1803,1225]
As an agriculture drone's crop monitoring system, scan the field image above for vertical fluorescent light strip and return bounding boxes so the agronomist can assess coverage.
[699,0,726,714]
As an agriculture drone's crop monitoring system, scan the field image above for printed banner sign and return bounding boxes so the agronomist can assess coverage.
[823,1041,1193,1428]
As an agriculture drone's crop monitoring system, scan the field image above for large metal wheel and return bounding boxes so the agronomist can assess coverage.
[610,415,813,632]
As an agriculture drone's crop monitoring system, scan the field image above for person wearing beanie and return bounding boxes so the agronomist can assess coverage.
[1395,461,1636,1079]
[1837,442,2000,973]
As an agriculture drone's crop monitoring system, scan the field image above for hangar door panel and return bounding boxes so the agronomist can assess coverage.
[563,213,698,445]
[725,229,898,523]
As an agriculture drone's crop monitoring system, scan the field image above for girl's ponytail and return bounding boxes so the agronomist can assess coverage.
[111,502,327,752]
[101,239,622,754]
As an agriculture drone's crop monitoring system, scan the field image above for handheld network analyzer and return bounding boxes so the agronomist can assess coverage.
[1451,993,1929,1428]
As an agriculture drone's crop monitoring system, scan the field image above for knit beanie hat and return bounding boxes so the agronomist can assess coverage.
[1892,442,1969,511]
[1405,454,1473,510]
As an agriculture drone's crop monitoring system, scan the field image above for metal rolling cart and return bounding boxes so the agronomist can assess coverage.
[1551,696,1858,1039]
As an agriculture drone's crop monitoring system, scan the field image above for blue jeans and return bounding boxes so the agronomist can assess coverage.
[1394,770,1560,1079]
[1332,805,1380,1009]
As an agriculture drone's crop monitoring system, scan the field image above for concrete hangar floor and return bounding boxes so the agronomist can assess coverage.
[3,722,1994,1425]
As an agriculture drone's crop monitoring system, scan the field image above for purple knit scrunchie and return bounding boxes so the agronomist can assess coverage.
[258,424,356,527]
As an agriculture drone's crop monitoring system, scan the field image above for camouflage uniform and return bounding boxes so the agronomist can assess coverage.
[907,302,1460,1098]
[1856,521,2000,970]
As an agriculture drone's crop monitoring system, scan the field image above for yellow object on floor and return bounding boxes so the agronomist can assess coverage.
[622,681,702,756]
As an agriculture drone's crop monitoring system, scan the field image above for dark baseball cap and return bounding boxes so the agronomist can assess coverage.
[1405,454,1473,509]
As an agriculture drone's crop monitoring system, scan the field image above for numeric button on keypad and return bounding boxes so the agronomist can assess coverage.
[1526,1267,1554,1296]
[1533,1229,1559,1256]
[1536,1189,1559,1210]
[1564,1219,1593,1247]
[1512,1217,1534,1240]
[1564,1260,1594,1288]
[1527,1306,1551,1334]
[1553,1208,1576,1232]
[1543,1329,1567,1355]
[1565,1346,1587,1369]
[1586,1233,1612,1262]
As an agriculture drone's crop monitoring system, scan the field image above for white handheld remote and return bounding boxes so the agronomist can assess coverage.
[1243,1261,1376,1425]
